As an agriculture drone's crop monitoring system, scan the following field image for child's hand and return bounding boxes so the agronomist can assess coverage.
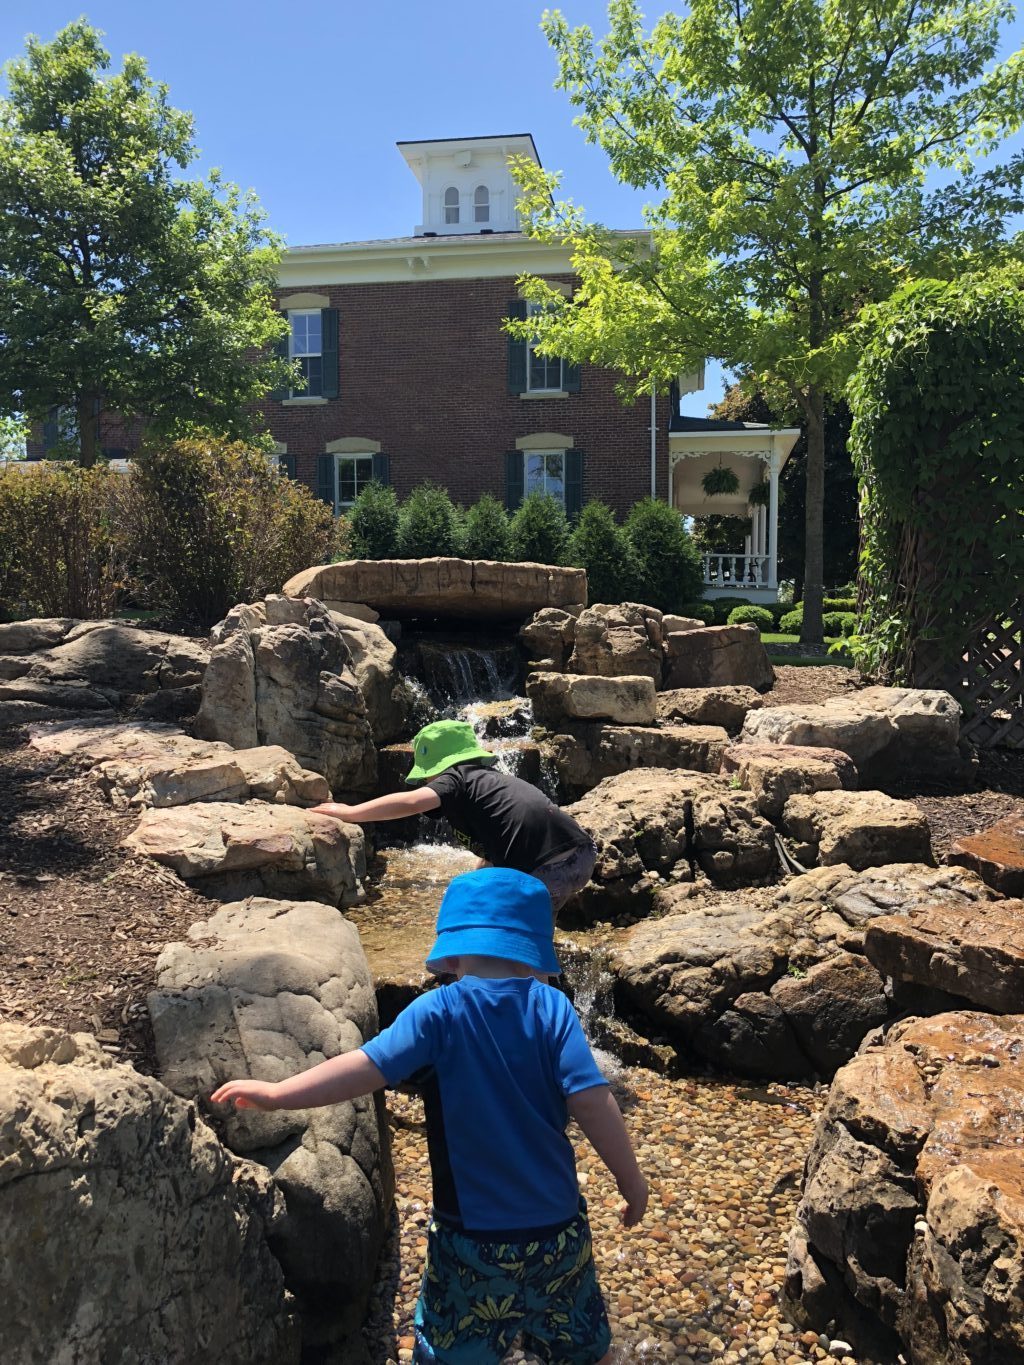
[309,802,357,822]
[618,1174,649,1228]
[210,1079,281,1111]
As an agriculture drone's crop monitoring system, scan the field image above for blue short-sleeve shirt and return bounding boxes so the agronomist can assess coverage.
[362,976,608,1235]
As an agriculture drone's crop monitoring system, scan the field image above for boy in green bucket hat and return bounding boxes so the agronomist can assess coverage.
[310,718,597,915]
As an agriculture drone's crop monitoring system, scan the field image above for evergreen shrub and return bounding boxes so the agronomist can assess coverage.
[779,608,803,634]
[565,500,639,605]
[678,601,716,625]
[398,483,459,558]
[349,481,400,559]
[623,499,703,613]
[711,596,752,624]
[509,493,569,565]
[728,604,774,630]
[461,494,511,561]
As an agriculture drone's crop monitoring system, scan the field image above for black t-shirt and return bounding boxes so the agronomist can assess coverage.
[424,764,589,874]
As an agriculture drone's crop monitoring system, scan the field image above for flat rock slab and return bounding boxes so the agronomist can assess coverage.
[0,1023,297,1364]
[29,719,329,809]
[865,898,1024,1013]
[948,810,1024,896]
[283,558,586,620]
[542,721,729,800]
[150,897,392,1348]
[784,1011,1024,1364]
[658,685,763,735]
[124,801,366,906]
[783,788,933,869]
[663,623,775,692]
[527,671,657,726]
[722,744,857,822]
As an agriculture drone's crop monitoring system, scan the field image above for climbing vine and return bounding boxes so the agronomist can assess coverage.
[847,267,1024,681]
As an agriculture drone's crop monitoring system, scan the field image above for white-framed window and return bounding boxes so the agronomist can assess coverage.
[444,187,460,225]
[526,302,565,392]
[289,310,323,397]
[474,185,489,223]
[336,453,375,508]
[524,450,566,505]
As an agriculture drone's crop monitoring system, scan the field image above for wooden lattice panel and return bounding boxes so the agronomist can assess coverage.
[914,604,1024,749]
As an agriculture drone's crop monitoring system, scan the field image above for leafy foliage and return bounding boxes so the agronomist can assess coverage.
[509,493,569,565]
[565,500,640,605]
[848,267,1024,678]
[349,482,400,560]
[623,499,704,613]
[823,611,857,637]
[728,605,773,630]
[779,608,804,634]
[461,494,511,561]
[679,600,716,625]
[0,21,290,465]
[710,596,751,624]
[700,466,740,497]
[398,483,460,558]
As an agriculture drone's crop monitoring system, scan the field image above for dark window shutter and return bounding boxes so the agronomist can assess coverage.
[316,453,336,509]
[505,450,525,511]
[101,447,128,462]
[42,408,59,449]
[562,359,581,393]
[279,453,297,479]
[564,448,584,519]
[321,308,339,399]
[371,452,390,485]
[506,299,528,394]
[270,326,291,401]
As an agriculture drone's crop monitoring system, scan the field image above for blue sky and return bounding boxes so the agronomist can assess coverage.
[3,1,1023,414]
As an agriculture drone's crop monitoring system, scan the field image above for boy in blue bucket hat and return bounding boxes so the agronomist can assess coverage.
[213,867,647,1365]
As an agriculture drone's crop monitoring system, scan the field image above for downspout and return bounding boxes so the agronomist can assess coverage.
[650,377,657,499]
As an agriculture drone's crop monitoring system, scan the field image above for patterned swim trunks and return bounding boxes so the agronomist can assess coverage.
[412,1201,611,1364]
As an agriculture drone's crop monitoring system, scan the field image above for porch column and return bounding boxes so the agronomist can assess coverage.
[767,449,780,589]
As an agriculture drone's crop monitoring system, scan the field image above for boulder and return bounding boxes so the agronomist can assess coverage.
[519,606,579,670]
[608,862,997,1078]
[0,1023,297,1364]
[29,719,329,809]
[948,810,1024,896]
[663,623,775,692]
[283,558,587,621]
[741,686,973,786]
[564,769,776,918]
[657,685,763,735]
[124,800,367,906]
[783,1012,1024,1364]
[327,607,409,744]
[149,897,393,1351]
[541,721,729,800]
[661,615,704,634]
[782,789,933,869]
[865,898,1024,1013]
[723,744,857,822]
[196,597,377,796]
[568,602,664,685]
[526,672,657,727]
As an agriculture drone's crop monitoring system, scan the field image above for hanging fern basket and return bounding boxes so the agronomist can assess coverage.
[748,478,771,508]
[701,465,740,497]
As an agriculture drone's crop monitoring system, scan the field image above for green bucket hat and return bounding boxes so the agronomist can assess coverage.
[405,719,499,783]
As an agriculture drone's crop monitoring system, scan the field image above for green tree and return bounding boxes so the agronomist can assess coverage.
[349,482,400,559]
[509,492,570,564]
[462,494,512,561]
[623,498,704,611]
[511,0,1024,642]
[397,483,460,558]
[0,21,290,467]
[565,499,640,604]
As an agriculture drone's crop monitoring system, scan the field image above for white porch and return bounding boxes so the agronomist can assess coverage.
[668,419,800,602]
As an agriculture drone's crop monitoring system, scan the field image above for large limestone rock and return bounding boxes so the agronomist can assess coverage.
[783,1012,1024,1364]
[0,618,208,726]
[283,557,587,620]
[542,721,729,800]
[568,602,664,685]
[742,686,973,785]
[865,898,1024,1013]
[565,768,776,918]
[0,1023,297,1364]
[658,685,763,735]
[519,605,580,670]
[663,623,775,692]
[527,671,657,727]
[196,596,377,795]
[124,801,367,906]
[329,608,409,744]
[948,810,1024,896]
[29,719,329,809]
[150,897,393,1352]
[722,743,857,821]
[609,862,997,1078]
[783,789,933,869]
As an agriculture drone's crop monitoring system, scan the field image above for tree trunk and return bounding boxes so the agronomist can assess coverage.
[800,386,825,645]
[77,395,99,469]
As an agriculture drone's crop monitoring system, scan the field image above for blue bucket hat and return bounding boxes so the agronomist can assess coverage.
[426,868,560,976]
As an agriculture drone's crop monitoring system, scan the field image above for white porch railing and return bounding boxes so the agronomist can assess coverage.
[702,553,771,588]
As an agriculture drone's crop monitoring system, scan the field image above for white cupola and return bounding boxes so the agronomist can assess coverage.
[396,134,541,237]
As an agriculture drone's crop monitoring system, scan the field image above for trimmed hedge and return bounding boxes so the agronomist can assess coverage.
[727,604,774,630]
[779,608,803,634]
[679,601,716,625]
[566,500,640,606]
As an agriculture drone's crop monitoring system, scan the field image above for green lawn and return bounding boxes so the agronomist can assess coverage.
[761,632,854,667]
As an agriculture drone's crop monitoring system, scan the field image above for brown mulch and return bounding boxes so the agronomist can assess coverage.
[762,664,867,709]
[0,729,216,1075]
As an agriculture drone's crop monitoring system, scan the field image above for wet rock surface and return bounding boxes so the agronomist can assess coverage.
[664,624,775,692]
[150,896,393,1352]
[784,1011,1024,1364]
[782,789,933,870]
[948,808,1024,895]
[0,1023,297,1364]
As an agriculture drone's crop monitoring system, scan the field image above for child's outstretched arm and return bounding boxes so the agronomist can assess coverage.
[211,1050,387,1112]
[310,788,441,824]
[568,1085,649,1228]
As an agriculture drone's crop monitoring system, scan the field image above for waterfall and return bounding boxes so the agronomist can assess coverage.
[408,638,521,713]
